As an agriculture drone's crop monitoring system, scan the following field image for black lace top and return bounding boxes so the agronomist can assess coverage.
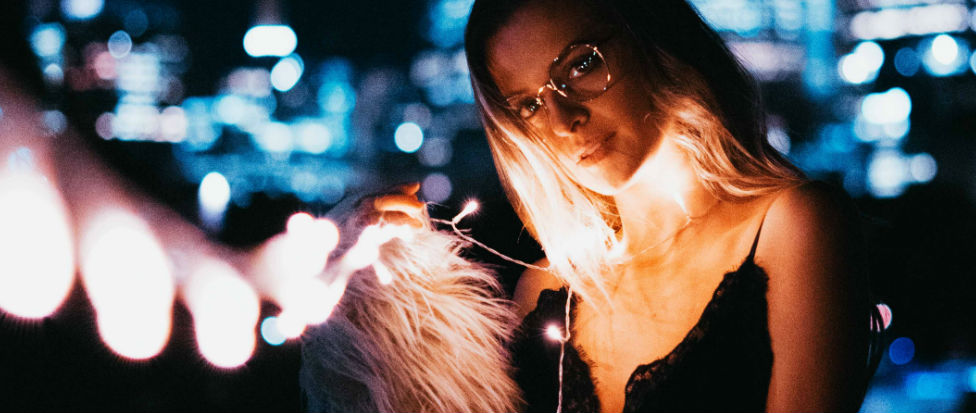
[511,254,773,413]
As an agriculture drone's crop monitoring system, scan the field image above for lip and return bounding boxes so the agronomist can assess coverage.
[577,133,614,165]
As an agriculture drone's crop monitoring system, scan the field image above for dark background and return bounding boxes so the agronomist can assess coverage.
[1,0,975,411]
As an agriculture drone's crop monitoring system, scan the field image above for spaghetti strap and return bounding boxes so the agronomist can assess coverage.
[746,211,768,261]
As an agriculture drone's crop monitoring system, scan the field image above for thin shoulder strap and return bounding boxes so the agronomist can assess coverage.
[747,208,770,261]
[747,182,808,261]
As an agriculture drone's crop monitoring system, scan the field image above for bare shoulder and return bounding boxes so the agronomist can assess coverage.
[512,258,563,321]
[762,181,859,243]
[758,185,871,411]
[766,181,857,222]
[756,180,864,281]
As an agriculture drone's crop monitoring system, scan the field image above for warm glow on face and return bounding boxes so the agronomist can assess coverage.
[0,170,75,319]
[184,258,259,369]
[80,209,175,359]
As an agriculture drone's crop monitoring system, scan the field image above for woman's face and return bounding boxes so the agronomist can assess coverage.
[486,0,666,195]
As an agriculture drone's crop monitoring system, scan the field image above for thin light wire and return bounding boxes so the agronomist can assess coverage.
[556,286,573,413]
[430,217,549,271]
[436,197,720,413]
[436,205,567,413]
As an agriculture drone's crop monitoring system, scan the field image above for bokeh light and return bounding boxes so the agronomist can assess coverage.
[0,169,75,319]
[838,41,884,85]
[270,55,304,92]
[318,81,356,115]
[889,337,916,365]
[295,121,331,154]
[80,210,175,360]
[284,213,339,272]
[394,122,424,153]
[243,25,297,58]
[123,8,149,36]
[861,88,912,125]
[906,371,956,401]
[421,173,452,203]
[254,121,294,154]
[61,0,104,21]
[909,153,937,183]
[867,149,910,198]
[260,316,287,346]
[418,136,452,167]
[185,259,259,369]
[107,31,132,59]
[920,34,969,76]
[971,50,976,75]
[199,172,231,230]
[30,24,66,58]
[876,303,893,330]
[159,106,188,142]
[42,110,67,136]
[766,125,790,154]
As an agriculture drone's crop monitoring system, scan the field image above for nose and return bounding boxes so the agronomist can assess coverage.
[541,89,588,140]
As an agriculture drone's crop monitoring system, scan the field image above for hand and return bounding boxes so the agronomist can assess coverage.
[358,182,428,230]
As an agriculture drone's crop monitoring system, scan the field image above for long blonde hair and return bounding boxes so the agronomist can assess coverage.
[465,0,804,305]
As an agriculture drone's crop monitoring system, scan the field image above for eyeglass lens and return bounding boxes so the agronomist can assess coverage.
[510,44,611,121]
[550,44,611,101]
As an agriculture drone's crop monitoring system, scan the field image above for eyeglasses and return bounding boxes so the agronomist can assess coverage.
[505,42,613,123]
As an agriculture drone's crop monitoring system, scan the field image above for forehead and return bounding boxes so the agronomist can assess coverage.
[486,0,603,96]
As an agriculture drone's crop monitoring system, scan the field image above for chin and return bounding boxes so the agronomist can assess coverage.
[575,168,637,196]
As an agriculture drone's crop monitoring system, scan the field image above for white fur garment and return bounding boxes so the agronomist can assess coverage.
[300,227,523,413]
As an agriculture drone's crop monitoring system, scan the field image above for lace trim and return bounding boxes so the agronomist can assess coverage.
[524,258,770,413]
[622,261,768,411]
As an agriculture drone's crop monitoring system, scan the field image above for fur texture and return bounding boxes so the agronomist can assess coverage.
[300,227,523,413]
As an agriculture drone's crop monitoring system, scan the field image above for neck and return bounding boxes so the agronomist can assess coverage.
[613,136,719,257]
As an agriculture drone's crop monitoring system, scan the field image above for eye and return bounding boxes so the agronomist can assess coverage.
[514,97,543,120]
[567,51,601,80]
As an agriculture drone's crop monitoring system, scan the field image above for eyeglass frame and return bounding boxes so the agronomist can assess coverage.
[504,40,616,124]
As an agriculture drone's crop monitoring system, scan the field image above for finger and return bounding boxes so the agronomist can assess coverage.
[396,182,420,195]
[373,194,425,213]
[377,211,425,228]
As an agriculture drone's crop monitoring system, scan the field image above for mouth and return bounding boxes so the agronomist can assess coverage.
[577,133,614,165]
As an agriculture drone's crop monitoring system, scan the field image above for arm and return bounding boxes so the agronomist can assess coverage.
[760,183,870,412]
[512,258,562,320]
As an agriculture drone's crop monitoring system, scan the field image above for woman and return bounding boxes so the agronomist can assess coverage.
[359,0,876,411]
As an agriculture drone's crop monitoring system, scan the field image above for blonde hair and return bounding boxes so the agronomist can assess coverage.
[465,0,804,305]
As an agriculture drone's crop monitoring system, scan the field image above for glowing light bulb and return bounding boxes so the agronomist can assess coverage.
[545,324,565,342]
[452,200,479,224]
